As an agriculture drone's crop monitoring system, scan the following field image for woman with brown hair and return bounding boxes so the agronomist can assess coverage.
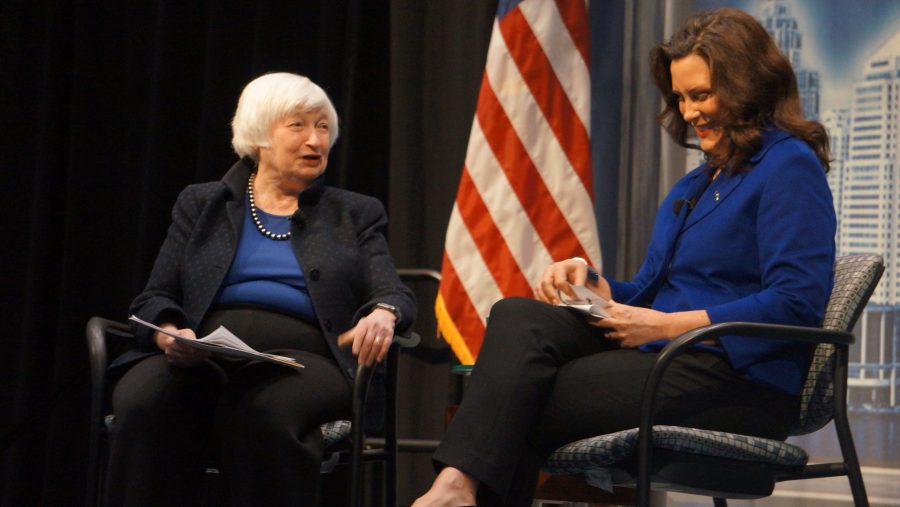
[651,7,830,174]
[414,8,836,507]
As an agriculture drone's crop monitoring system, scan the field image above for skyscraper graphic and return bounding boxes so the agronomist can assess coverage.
[841,30,900,410]
[761,1,821,119]
[822,108,849,241]
[842,32,900,305]
[757,0,898,412]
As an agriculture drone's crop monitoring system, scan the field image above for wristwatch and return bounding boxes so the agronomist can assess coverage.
[373,302,401,322]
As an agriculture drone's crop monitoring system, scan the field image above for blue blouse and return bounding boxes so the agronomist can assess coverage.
[215,196,317,321]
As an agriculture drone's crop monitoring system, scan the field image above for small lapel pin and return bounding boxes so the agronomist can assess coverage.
[714,190,720,202]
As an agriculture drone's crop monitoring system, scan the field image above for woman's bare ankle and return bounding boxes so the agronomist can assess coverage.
[411,467,478,506]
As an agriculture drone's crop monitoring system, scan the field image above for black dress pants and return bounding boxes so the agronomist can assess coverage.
[432,297,799,506]
[103,308,352,507]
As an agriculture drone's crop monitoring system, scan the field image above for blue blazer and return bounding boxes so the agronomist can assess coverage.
[608,129,836,395]
[127,158,416,380]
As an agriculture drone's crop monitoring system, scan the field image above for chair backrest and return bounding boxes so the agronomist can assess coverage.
[793,254,884,435]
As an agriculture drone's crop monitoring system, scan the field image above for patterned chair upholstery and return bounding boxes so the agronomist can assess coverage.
[320,419,353,449]
[542,254,884,507]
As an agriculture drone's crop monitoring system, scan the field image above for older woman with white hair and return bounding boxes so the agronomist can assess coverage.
[105,72,415,506]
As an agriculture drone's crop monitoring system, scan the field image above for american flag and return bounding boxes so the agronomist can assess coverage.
[435,0,601,364]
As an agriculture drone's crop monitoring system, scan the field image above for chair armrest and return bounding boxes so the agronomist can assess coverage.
[349,331,420,428]
[351,331,420,408]
[350,331,421,413]
[634,321,854,502]
[392,332,421,349]
[349,331,420,503]
[662,321,853,353]
[639,321,854,443]
[396,268,441,284]
[86,317,134,406]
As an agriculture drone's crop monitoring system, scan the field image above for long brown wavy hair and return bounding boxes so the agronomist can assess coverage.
[650,8,830,173]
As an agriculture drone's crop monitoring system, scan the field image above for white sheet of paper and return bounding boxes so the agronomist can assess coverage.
[557,283,611,318]
[128,315,303,369]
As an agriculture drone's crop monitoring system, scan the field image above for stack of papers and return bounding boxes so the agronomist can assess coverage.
[129,315,304,369]
[556,284,611,319]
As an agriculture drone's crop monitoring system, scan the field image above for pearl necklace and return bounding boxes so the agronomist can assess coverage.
[247,173,291,241]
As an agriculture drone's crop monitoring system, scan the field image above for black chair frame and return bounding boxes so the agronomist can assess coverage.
[632,260,882,506]
[635,322,866,506]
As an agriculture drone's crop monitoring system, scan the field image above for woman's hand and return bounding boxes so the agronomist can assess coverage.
[591,303,711,348]
[534,258,611,304]
[340,308,397,366]
[590,301,669,348]
[154,323,209,367]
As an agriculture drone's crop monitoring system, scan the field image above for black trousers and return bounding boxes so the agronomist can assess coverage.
[103,307,352,507]
[432,297,799,506]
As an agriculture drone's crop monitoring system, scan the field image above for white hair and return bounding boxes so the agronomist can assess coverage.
[231,72,339,160]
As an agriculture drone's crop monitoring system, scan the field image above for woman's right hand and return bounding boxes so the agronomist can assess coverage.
[154,323,209,367]
[534,258,611,304]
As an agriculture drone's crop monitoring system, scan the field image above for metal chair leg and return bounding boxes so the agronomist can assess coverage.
[350,364,378,507]
[834,348,870,507]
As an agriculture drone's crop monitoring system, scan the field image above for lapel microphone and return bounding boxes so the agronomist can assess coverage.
[673,169,715,215]
[673,197,697,214]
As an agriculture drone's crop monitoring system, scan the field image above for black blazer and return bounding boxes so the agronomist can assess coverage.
[128,158,416,380]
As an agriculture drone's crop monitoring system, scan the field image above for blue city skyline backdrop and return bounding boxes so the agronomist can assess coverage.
[695,0,900,111]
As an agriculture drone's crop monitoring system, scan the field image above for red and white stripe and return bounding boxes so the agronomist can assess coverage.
[436,0,600,364]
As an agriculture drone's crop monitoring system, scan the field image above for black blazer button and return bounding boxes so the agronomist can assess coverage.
[310,269,320,281]
[324,320,332,331]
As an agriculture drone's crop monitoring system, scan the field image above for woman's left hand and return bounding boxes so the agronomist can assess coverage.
[592,302,712,348]
[590,301,670,348]
[342,308,396,366]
